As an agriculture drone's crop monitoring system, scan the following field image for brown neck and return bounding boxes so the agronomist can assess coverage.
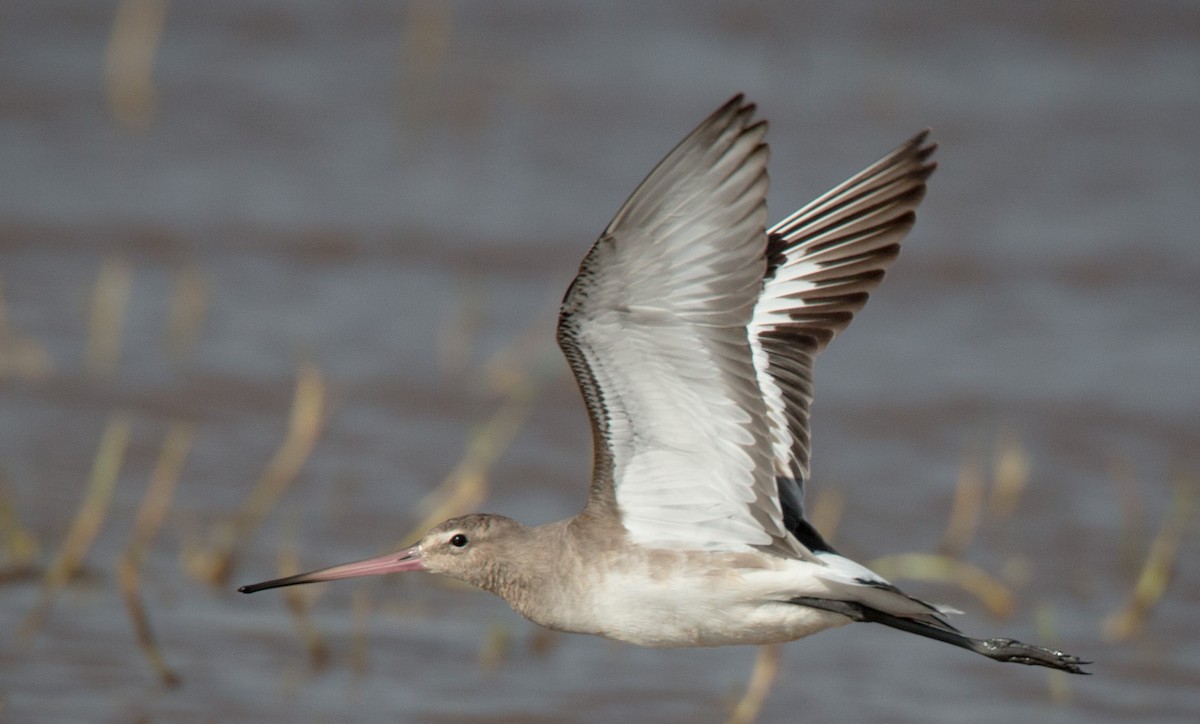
[479,515,616,635]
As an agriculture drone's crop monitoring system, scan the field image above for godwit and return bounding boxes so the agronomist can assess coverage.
[242,95,1088,674]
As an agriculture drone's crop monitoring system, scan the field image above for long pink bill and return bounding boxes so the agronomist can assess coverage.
[238,545,426,594]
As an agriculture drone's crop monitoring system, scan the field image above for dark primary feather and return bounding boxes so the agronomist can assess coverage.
[752,132,937,545]
[556,93,936,557]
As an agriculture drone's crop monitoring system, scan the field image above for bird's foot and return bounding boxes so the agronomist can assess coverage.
[972,637,1091,674]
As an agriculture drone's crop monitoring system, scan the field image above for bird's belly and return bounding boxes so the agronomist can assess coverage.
[576,567,850,648]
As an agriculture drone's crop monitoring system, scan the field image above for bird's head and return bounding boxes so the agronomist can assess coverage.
[238,514,526,595]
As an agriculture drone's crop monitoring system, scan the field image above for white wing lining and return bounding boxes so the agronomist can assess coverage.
[558,96,792,552]
[559,96,936,558]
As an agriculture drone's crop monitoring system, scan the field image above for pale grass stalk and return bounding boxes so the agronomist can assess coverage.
[165,265,208,363]
[86,258,134,379]
[0,275,53,381]
[349,586,374,676]
[1108,456,1146,573]
[400,301,551,544]
[477,622,513,671]
[480,301,561,395]
[1035,603,1073,705]
[399,381,534,547]
[395,0,454,137]
[16,414,131,649]
[118,422,194,687]
[0,468,40,579]
[727,644,781,724]
[279,542,330,670]
[527,626,559,656]
[867,552,1016,618]
[435,275,485,380]
[938,446,986,558]
[1102,471,1196,641]
[188,363,325,586]
[988,428,1031,520]
[807,487,844,543]
[105,0,168,129]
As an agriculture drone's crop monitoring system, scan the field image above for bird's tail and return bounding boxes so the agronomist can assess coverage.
[791,595,1090,674]
[796,551,1089,674]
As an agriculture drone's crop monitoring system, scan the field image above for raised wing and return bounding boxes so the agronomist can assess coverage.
[751,131,937,541]
[558,96,796,553]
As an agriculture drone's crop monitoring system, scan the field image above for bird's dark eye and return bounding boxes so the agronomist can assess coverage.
[449,533,469,548]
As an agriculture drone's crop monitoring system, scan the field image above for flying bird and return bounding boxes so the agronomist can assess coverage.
[242,95,1088,675]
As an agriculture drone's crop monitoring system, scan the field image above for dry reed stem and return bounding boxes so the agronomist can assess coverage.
[527,626,559,656]
[16,413,131,649]
[988,428,1030,520]
[0,469,40,580]
[86,258,134,379]
[938,446,985,558]
[435,276,485,380]
[349,586,373,676]
[396,0,454,138]
[1034,603,1073,705]
[807,487,844,543]
[105,0,167,129]
[0,276,53,381]
[1108,456,1147,573]
[867,553,1016,618]
[480,303,561,395]
[1102,471,1197,641]
[282,303,547,658]
[279,544,330,670]
[402,289,552,547]
[165,265,208,363]
[399,381,535,548]
[727,644,781,724]
[190,363,325,586]
[477,622,513,671]
[118,422,194,687]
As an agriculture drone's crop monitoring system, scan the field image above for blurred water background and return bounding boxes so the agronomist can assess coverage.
[1,2,1198,722]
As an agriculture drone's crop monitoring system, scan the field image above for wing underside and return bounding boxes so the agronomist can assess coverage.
[560,95,936,556]
[753,132,937,540]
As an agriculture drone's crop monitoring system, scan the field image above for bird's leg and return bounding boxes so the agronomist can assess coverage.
[790,597,1091,675]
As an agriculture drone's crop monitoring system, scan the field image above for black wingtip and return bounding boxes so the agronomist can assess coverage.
[901,128,937,165]
[722,93,757,121]
[710,93,748,118]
